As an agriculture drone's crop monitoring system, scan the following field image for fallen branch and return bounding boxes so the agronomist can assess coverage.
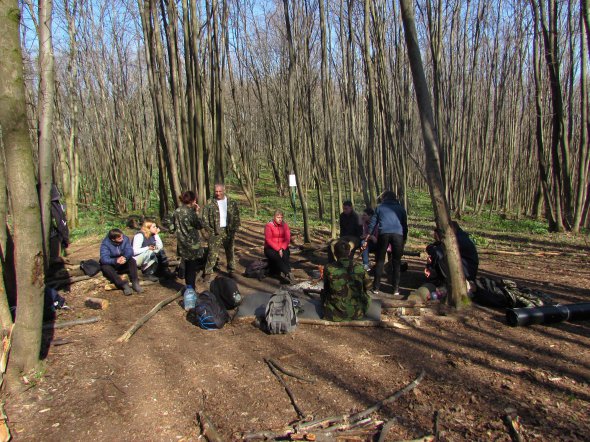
[267,358,317,383]
[482,249,562,257]
[348,370,425,423]
[46,275,92,287]
[197,412,224,442]
[116,290,182,343]
[43,316,101,330]
[298,318,409,329]
[265,358,306,420]
[105,279,159,291]
[377,418,398,442]
[392,436,434,442]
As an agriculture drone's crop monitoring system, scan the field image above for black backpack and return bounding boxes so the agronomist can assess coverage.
[210,276,242,309]
[244,259,269,280]
[80,259,101,277]
[189,291,230,330]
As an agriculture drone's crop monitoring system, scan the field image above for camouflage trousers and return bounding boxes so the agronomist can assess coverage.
[204,228,236,274]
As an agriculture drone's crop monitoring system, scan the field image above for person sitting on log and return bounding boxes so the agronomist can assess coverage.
[321,239,371,322]
[132,220,173,281]
[328,200,363,263]
[425,221,479,286]
[100,228,141,296]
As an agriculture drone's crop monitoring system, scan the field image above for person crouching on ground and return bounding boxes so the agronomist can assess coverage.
[264,209,294,284]
[132,220,172,281]
[171,190,206,290]
[100,228,141,296]
[322,239,371,321]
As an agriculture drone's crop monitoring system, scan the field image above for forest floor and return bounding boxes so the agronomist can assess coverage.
[4,218,590,441]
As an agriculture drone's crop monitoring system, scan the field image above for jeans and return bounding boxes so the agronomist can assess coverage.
[373,233,404,292]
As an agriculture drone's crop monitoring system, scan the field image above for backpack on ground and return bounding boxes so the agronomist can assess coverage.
[190,291,230,330]
[264,290,298,334]
[244,259,269,280]
[472,277,554,309]
[80,259,101,277]
[210,276,242,309]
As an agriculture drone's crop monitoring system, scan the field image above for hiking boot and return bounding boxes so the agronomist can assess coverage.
[143,274,160,282]
[131,280,143,293]
[363,264,371,272]
[370,288,380,295]
[122,284,133,296]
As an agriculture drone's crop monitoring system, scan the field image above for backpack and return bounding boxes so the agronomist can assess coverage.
[473,277,554,309]
[190,291,230,330]
[210,276,242,309]
[244,259,269,280]
[264,291,298,334]
[80,259,101,277]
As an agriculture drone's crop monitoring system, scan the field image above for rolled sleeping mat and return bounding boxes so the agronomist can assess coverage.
[506,302,590,327]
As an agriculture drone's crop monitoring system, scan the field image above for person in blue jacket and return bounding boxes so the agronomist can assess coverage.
[100,228,141,296]
[366,191,408,296]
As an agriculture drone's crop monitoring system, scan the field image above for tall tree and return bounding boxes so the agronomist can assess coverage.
[0,0,45,374]
[399,0,469,308]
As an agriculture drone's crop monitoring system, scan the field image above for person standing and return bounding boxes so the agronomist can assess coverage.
[49,184,70,259]
[328,200,363,263]
[100,229,141,296]
[367,191,408,296]
[171,191,205,289]
[202,183,241,282]
[264,209,293,283]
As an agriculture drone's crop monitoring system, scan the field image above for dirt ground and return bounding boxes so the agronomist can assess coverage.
[4,219,590,441]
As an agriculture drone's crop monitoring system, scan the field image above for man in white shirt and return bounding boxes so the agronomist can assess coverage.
[202,184,241,282]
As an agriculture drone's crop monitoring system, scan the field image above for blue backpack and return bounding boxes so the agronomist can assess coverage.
[191,291,230,330]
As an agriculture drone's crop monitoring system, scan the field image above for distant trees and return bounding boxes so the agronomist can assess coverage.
[13,0,589,232]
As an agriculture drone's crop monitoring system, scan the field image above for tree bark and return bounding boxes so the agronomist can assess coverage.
[37,0,55,268]
[0,1,45,373]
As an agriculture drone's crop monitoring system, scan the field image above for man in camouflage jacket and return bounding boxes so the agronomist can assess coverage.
[322,240,371,321]
[202,184,241,279]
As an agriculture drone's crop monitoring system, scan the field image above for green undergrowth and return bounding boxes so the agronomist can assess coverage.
[70,169,579,245]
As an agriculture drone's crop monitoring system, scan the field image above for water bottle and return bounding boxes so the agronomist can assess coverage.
[184,285,197,311]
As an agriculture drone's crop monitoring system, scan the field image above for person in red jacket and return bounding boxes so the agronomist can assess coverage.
[264,210,293,284]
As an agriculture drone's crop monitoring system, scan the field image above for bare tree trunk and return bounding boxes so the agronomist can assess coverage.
[0,133,13,330]
[399,0,469,309]
[283,0,310,243]
[37,0,55,268]
[0,0,45,373]
[319,0,337,238]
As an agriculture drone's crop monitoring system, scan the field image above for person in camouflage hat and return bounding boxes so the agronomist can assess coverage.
[202,183,241,281]
[170,190,205,288]
[321,240,371,322]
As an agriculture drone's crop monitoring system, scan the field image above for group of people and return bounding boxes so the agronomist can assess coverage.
[97,184,478,326]
[99,184,240,295]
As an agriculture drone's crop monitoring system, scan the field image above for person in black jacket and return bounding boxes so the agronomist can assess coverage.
[425,221,479,285]
[49,185,70,259]
[328,201,363,263]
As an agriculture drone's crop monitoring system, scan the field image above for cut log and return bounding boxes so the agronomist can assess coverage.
[85,297,110,310]
[233,316,409,329]
[43,316,101,329]
[116,290,182,342]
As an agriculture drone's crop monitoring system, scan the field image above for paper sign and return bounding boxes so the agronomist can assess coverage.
[289,174,297,187]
